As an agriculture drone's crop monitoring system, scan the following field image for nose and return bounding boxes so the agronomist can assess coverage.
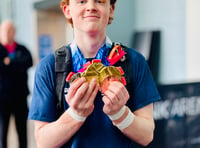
[86,1,97,12]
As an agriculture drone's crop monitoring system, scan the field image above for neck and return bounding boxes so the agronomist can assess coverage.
[2,40,15,46]
[74,30,106,58]
[2,41,17,53]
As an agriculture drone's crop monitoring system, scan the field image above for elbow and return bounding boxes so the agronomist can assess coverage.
[135,131,154,146]
[141,123,155,146]
[35,135,48,148]
[34,130,42,148]
[141,132,154,146]
[35,129,47,148]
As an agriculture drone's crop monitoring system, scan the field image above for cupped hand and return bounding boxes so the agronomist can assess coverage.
[102,81,129,115]
[65,77,99,117]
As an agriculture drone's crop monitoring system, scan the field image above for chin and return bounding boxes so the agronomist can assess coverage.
[86,28,100,35]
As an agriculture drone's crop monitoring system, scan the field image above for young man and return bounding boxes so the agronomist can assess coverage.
[28,0,160,147]
[0,20,33,148]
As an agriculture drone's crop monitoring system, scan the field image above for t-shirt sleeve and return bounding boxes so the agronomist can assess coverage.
[28,54,58,122]
[127,49,160,111]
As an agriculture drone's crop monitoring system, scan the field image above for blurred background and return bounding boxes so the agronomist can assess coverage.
[0,0,200,148]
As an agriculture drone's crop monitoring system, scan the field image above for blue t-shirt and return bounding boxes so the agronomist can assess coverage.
[28,41,160,148]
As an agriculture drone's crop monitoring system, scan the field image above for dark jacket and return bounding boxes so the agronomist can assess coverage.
[0,43,33,101]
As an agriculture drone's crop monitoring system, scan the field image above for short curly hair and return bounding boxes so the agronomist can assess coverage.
[60,0,117,25]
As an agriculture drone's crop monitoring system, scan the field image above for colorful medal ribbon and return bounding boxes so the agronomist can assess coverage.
[66,45,126,93]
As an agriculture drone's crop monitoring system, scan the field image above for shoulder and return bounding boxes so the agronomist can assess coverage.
[0,44,7,54]
[122,45,146,64]
[34,53,56,92]
[16,43,27,49]
[36,53,55,72]
[15,43,31,53]
[34,53,55,82]
[0,44,4,48]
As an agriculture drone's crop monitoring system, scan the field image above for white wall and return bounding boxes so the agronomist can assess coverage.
[107,0,135,46]
[14,0,38,65]
[186,0,200,82]
[108,0,187,85]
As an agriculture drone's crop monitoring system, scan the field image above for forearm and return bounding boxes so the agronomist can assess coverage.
[120,114,155,146]
[35,109,84,148]
[110,105,155,146]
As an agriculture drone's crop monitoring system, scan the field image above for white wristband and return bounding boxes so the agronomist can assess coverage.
[108,106,126,121]
[115,108,135,130]
[67,108,86,122]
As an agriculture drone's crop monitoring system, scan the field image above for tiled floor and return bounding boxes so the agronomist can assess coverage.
[7,116,36,148]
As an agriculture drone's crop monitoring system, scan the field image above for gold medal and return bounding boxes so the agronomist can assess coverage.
[66,60,126,92]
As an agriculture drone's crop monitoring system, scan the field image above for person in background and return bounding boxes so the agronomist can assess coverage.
[28,0,160,147]
[0,20,33,148]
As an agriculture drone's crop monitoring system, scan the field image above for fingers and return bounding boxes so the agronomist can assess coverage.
[85,78,99,105]
[110,81,129,100]
[67,77,87,100]
[104,81,129,105]
[76,78,99,108]
[65,78,99,117]
[102,81,129,115]
[103,90,119,105]
[66,76,129,117]
[72,82,89,107]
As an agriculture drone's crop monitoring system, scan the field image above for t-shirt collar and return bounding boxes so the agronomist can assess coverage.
[69,36,112,72]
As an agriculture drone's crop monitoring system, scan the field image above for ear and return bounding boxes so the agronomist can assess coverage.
[109,4,115,20]
[63,5,72,20]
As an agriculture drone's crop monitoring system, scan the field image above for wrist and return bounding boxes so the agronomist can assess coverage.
[112,107,129,125]
[108,106,126,121]
[67,108,87,122]
[111,106,135,130]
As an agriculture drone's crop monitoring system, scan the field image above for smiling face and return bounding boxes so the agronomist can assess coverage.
[62,0,115,34]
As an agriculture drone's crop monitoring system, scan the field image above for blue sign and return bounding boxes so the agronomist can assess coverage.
[39,35,53,59]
